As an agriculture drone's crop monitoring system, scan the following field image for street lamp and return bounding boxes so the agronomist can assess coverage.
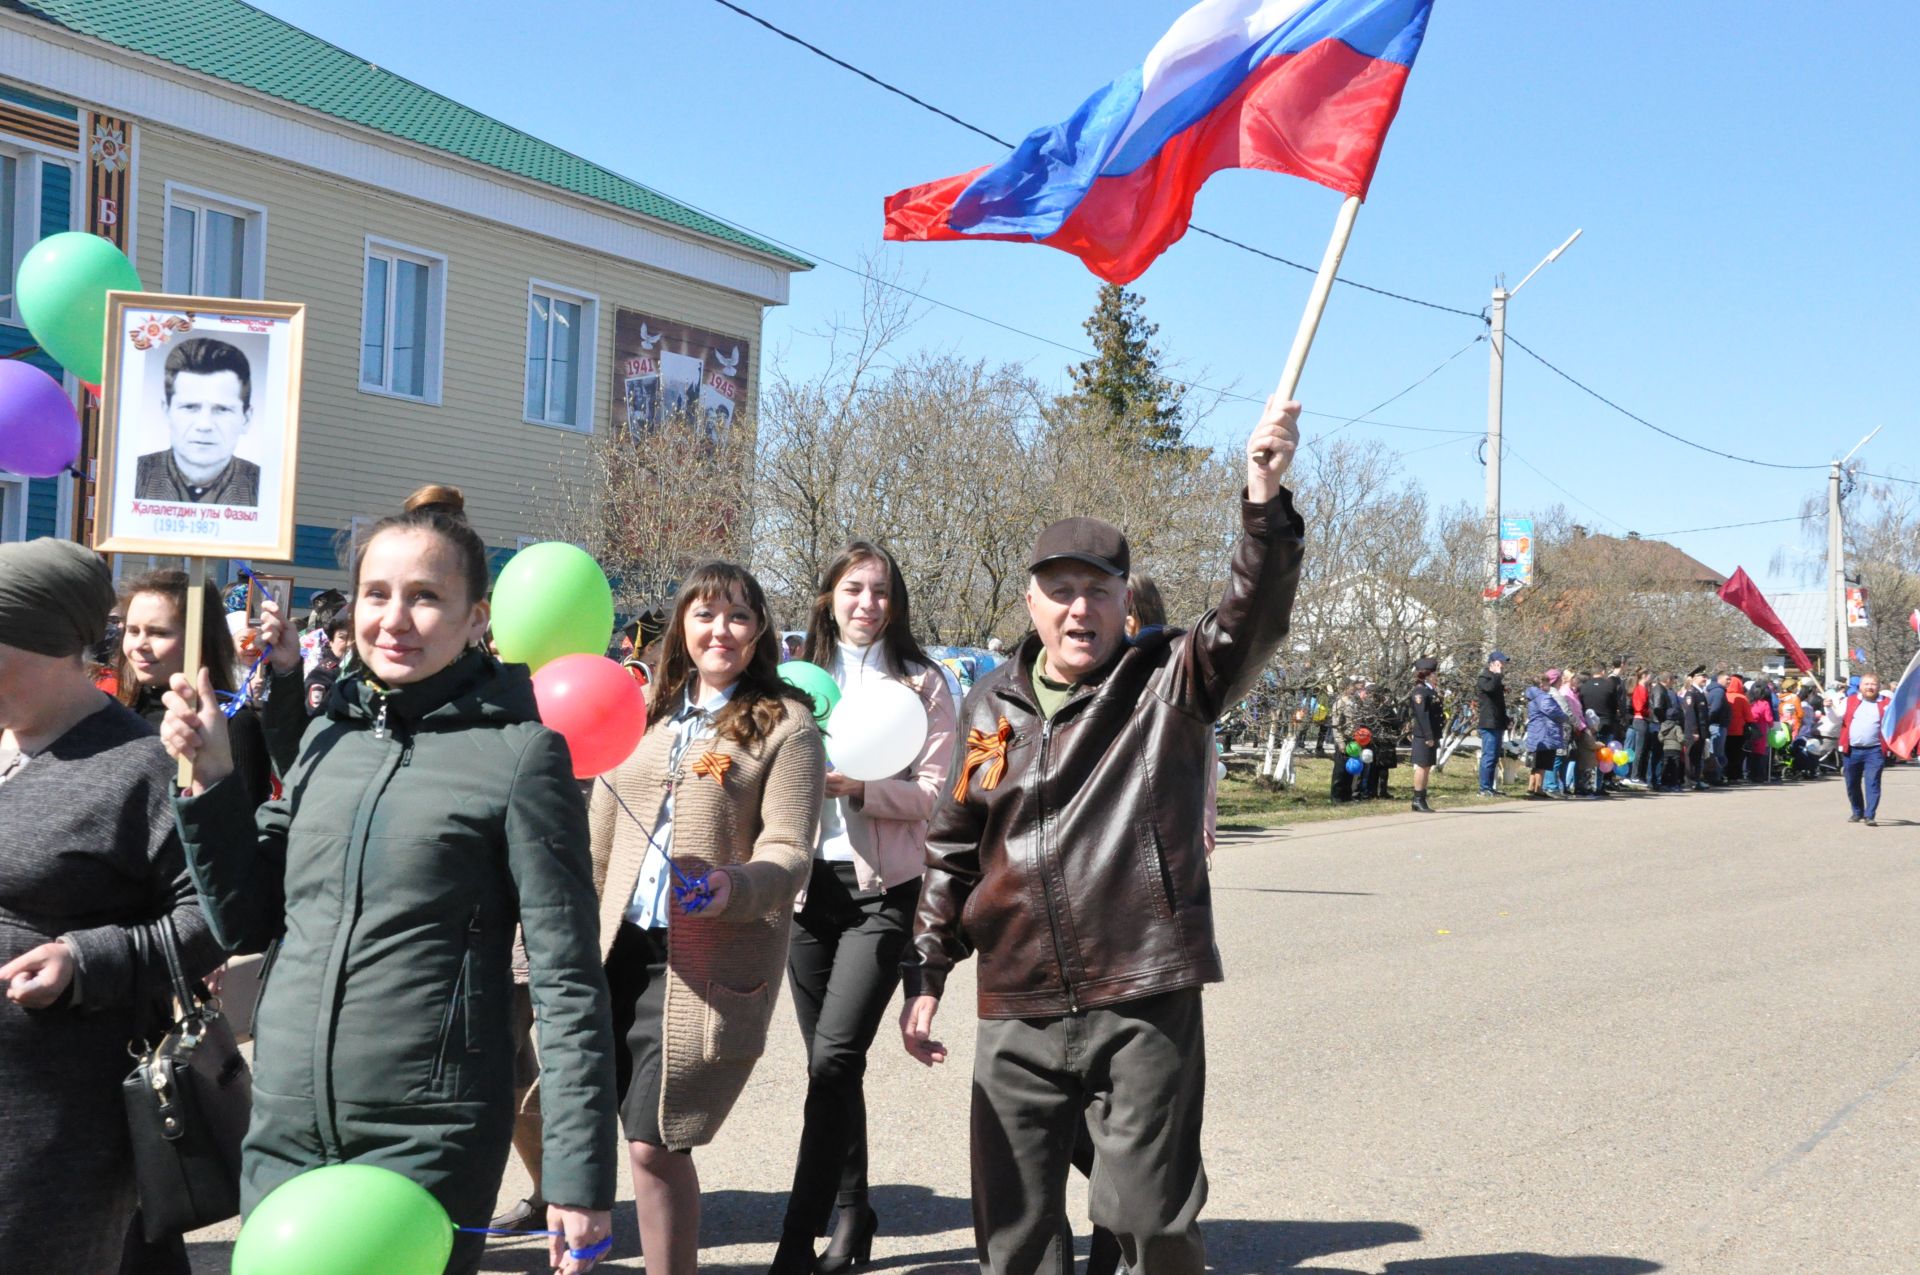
[1485,229,1583,638]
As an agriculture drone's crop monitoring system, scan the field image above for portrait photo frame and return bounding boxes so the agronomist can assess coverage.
[93,291,306,561]
[245,571,295,622]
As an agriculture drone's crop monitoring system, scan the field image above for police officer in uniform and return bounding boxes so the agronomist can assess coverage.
[1681,665,1711,791]
[1408,656,1445,812]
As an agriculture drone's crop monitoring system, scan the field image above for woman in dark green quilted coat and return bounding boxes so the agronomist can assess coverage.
[163,487,619,1275]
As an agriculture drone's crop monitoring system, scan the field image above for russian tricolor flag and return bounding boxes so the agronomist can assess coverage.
[884,0,1434,284]
[1885,649,1920,761]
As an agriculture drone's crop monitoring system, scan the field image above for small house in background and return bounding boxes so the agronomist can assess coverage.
[1543,528,1727,593]
[1,0,808,605]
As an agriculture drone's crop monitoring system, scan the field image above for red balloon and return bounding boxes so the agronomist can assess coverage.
[532,654,648,778]
[1354,727,1373,747]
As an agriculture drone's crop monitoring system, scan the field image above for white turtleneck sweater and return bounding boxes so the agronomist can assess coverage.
[817,639,888,862]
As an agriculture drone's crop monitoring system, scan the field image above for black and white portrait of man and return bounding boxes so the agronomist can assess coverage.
[133,336,261,506]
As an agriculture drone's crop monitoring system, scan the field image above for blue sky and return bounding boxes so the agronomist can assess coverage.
[261,0,1918,591]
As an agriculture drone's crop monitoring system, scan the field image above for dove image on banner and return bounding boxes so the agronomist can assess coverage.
[884,0,1434,283]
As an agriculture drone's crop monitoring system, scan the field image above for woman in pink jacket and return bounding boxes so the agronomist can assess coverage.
[770,542,956,1274]
[1746,690,1776,783]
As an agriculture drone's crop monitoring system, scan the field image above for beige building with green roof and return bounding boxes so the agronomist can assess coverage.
[0,0,808,603]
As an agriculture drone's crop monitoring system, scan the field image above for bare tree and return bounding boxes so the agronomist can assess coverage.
[542,408,752,616]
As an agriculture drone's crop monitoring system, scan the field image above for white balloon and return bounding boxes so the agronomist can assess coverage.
[1215,762,1228,783]
[1360,747,1375,763]
[829,680,929,782]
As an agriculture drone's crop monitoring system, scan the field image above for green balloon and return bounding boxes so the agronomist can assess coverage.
[491,542,614,672]
[233,1164,451,1275]
[14,232,142,384]
[1770,724,1790,748]
[779,660,841,726]
[1345,741,1361,757]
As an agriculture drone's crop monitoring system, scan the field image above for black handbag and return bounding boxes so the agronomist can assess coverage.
[121,916,252,1241]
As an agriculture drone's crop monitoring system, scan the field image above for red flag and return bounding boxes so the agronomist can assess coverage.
[1909,607,1919,636]
[1716,568,1814,673]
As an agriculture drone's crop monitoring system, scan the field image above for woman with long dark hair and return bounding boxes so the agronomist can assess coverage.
[590,560,825,1275]
[768,543,955,1273]
[163,485,619,1275]
[117,568,273,807]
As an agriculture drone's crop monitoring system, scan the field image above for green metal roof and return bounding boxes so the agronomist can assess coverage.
[7,0,810,269]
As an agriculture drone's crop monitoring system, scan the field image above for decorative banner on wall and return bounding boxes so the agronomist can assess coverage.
[87,114,132,242]
[610,311,749,440]
[1498,516,1534,597]
[80,112,135,542]
[1845,584,1871,628]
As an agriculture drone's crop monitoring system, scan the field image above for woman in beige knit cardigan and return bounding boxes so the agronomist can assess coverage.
[590,561,825,1274]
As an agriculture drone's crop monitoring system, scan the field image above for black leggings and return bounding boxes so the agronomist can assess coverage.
[781,860,919,1235]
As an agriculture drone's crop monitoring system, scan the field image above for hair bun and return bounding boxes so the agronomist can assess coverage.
[404,483,467,519]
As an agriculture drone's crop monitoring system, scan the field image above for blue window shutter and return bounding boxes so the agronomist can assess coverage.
[25,478,59,539]
[292,523,343,571]
[0,327,61,378]
[40,160,71,240]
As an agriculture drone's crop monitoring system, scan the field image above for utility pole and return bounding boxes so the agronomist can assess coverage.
[1829,426,1882,687]
[1483,282,1507,647]
[1828,460,1844,687]
[1483,229,1581,647]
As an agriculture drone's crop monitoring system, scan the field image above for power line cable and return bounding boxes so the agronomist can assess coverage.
[1855,469,1920,488]
[650,180,1481,434]
[1641,515,1806,537]
[1501,333,1828,472]
[702,0,1485,321]
[1319,335,1486,443]
[1504,444,1628,533]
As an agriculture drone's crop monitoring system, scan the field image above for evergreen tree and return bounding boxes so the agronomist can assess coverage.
[1065,283,1187,450]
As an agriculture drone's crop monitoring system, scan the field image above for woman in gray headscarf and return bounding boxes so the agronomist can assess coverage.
[0,539,224,1271]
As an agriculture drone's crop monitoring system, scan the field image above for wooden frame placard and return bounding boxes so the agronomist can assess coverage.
[93,291,305,561]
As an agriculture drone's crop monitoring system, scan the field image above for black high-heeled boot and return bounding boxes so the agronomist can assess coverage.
[1086,1224,1124,1275]
[767,1228,818,1275]
[815,1203,878,1274]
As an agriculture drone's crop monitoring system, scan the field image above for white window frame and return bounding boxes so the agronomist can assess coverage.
[0,471,29,542]
[162,182,268,299]
[522,278,598,433]
[0,141,55,327]
[358,235,447,405]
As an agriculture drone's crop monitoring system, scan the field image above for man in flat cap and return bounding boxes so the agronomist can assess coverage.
[900,395,1306,1274]
[1408,656,1445,812]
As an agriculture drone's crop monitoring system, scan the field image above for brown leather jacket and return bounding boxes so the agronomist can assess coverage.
[904,490,1305,1018]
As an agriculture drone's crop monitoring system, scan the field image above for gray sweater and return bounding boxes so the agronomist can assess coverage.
[0,700,222,1270]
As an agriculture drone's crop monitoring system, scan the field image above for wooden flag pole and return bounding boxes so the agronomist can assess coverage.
[1274,194,1362,404]
[178,557,206,788]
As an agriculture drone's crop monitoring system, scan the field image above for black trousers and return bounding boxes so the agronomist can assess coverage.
[782,860,919,1235]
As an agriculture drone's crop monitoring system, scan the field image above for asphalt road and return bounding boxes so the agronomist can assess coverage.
[189,765,1918,1274]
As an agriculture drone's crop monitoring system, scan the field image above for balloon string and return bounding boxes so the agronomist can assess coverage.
[217,566,277,719]
[215,644,273,720]
[595,776,717,913]
[455,1228,614,1260]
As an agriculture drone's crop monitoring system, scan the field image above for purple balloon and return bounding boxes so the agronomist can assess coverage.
[0,360,81,478]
